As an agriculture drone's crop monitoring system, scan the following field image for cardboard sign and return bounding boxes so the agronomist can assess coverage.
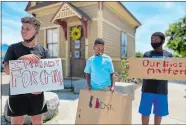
[75,90,132,124]
[9,58,64,95]
[127,57,186,81]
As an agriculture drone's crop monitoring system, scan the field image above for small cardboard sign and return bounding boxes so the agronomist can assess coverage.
[9,58,64,95]
[75,90,132,124]
[127,57,186,81]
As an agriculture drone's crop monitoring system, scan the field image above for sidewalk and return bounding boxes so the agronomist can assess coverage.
[132,82,186,124]
[45,82,186,124]
[1,75,186,124]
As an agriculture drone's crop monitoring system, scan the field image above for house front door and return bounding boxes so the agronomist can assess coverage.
[69,25,86,78]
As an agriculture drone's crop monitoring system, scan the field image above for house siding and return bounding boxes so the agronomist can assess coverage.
[37,13,58,28]
[38,29,45,46]
[102,22,120,59]
[103,4,135,36]
[78,3,98,19]
[59,27,66,58]
[88,21,98,57]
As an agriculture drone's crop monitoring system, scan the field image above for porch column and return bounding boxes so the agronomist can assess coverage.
[80,19,89,59]
[98,2,103,38]
[54,19,69,77]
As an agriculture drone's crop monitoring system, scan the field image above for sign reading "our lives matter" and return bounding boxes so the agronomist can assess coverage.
[127,58,186,81]
[9,58,64,95]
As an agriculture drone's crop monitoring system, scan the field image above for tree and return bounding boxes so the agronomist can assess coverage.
[136,52,143,58]
[172,52,182,57]
[165,15,186,57]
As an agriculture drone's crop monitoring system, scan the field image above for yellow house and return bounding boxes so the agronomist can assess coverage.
[25,1,141,78]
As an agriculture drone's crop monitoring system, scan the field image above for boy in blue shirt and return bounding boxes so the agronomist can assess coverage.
[84,38,115,92]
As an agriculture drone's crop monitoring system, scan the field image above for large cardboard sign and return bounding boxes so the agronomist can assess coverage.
[9,58,64,95]
[127,57,186,81]
[75,90,132,124]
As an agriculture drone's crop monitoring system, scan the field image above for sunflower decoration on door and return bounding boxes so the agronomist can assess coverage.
[70,26,82,41]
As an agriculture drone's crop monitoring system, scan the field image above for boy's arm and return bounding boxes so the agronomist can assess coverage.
[3,45,15,75]
[110,73,115,88]
[4,62,10,75]
[109,58,115,92]
[84,59,92,90]
[85,73,91,90]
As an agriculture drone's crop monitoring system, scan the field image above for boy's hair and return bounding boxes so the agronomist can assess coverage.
[151,32,165,42]
[21,16,41,31]
[94,38,105,45]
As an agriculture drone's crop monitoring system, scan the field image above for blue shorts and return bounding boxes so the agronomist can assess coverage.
[139,92,169,116]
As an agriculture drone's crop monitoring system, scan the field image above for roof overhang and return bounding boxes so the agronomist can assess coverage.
[25,2,61,12]
[51,2,91,24]
[119,2,141,27]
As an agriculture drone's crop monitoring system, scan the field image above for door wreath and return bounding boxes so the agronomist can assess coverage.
[71,26,81,41]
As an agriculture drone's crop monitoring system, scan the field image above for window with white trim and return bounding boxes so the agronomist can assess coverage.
[121,32,127,58]
[46,28,58,57]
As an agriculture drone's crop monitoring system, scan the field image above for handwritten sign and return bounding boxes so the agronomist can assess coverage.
[9,58,64,95]
[75,90,132,124]
[127,57,186,81]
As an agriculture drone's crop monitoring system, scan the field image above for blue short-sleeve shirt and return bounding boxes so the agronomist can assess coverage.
[84,54,115,90]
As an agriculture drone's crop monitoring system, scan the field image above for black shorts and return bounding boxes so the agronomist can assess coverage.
[7,92,48,116]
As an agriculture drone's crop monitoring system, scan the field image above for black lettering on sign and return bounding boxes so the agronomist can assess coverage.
[89,95,114,111]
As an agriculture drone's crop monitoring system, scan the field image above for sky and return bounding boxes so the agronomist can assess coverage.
[1,1,186,53]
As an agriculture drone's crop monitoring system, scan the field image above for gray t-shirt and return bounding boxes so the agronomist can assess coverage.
[3,42,50,63]
[142,50,173,95]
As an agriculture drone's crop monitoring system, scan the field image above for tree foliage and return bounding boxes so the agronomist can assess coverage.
[165,15,186,57]
[136,52,143,58]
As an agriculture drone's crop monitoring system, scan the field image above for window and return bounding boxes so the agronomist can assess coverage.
[121,32,127,58]
[46,28,58,57]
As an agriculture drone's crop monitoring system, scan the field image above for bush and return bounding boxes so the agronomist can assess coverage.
[173,53,183,58]
[136,52,143,58]
[114,59,142,84]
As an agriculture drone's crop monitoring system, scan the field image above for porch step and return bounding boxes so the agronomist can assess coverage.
[50,89,73,93]
[73,79,87,94]
[64,77,85,80]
